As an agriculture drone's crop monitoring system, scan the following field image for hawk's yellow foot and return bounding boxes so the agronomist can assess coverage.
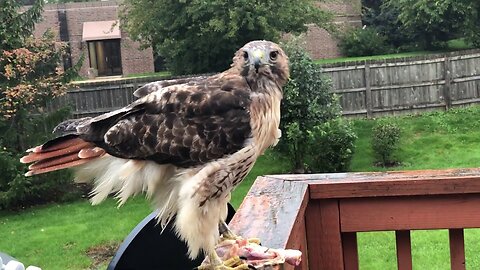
[198,252,249,270]
[246,237,261,245]
[219,221,261,245]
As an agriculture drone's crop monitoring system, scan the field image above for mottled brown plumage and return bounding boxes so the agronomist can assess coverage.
[20,40,289,269]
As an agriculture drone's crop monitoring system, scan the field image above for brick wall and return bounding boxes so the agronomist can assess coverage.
[34,1,154,78]
[304,0,362,59]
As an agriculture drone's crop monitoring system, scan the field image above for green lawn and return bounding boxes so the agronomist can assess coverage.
[0,151,290,269]
[73,71,172,82]
[315,51,435,65]
[0,198,151,269]
[316,38,476,65]
[351,106,480,171]
[2,106,480,269]
[353,105,480,270]
[123,71,171,79]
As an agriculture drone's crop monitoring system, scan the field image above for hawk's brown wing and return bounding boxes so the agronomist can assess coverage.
[76,74,252,167]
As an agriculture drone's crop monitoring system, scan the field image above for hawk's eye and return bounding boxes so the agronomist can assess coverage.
[269,51,278,61]
[243,51,249,62]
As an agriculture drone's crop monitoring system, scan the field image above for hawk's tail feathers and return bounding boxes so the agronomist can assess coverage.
[20,135,105,176]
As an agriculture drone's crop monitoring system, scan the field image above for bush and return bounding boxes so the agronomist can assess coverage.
[278,39,342,172]
[0,149,77,210]
[0,109,81,210]
[372,121,401,166]
[339,28,391,57]
[307,119,357,173]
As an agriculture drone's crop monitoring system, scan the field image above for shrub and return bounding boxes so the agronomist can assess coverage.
[0,149,77,210]
[372,121,401,166]
[307,119,357,173]
[0,109,81,210]
[278,38,342,172]
[339,28,391,57]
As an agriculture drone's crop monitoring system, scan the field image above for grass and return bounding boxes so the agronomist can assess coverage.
[352,105,480,269]
[0,197,151,269]
[0,151,290,269]
[3,106,480,269]
[73,71,172,82]
[358,230,480,269]
[447,38,474,50]
[315,51,434,65]
[316,38,476,65]
[351,105,480,171]
[123,71,171,79]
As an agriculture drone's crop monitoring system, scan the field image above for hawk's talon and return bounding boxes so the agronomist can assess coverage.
[198,255,249,270]
[247,237,261,245]
[223,256,250,269]
[221,230,240,241]
[198,249,250,270]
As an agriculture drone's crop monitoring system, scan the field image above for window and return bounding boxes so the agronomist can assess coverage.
[87,39,122,76]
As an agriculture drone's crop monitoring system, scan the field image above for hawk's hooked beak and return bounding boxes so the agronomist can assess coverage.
[250,49,268,73]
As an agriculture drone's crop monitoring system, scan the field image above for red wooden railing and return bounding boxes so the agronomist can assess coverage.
[229,168,480,270]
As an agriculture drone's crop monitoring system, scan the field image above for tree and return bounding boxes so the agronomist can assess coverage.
[0,0,43,51]
[362,0,413,49]
[463,1,480,47]
[385,0,480,49]
[0,0,72,149]
[120,0,332,75]
[0,0,79,209]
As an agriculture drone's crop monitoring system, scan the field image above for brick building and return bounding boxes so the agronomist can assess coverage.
[305,0,362,59]
[34,1,154,78]
[33,0,360,78]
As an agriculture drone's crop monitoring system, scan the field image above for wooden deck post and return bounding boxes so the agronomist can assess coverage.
[305,200,344,270]
[395,230,412,270]
[449,229,466,270]
[342,232,359,270]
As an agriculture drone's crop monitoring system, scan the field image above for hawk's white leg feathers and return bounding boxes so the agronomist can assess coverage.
[75,155,232,259]
[74,155,180,228]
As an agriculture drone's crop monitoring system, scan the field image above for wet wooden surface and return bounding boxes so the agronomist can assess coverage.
[270,168,480,199]
[228,176,308,249]
[231,168,480,270]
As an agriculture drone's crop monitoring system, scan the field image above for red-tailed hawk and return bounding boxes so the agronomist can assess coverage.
[20,40,289,269]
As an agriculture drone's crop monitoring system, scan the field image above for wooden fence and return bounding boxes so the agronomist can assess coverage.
[229,168,480,270]
[322,49,480,117]
[48,77,153,118]
[52,50,480,118]
[48,75,214,118]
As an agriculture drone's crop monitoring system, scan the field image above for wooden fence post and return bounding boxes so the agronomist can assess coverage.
[364,62,373,118]
[443,56,452,110]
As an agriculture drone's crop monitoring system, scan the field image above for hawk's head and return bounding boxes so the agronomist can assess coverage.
[232,40,289,89]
